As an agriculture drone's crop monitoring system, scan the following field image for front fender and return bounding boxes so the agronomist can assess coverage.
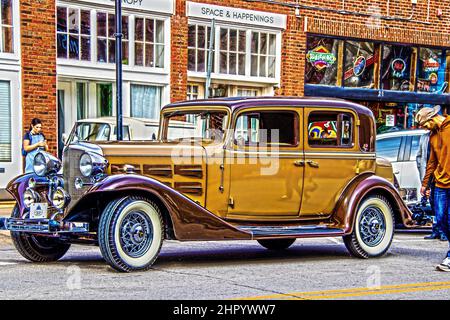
[334,174,414,234]
[67,174,251,241]
[6,173,42,216]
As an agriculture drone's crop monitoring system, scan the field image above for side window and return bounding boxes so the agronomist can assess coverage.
[410,135,421,161]
[376,137,402,162]
[308,111,354,147]
[234,111,298,147]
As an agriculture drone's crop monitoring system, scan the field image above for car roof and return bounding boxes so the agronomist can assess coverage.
[75,117,153,125]
[163,96,373,117]
[376,129,428,139]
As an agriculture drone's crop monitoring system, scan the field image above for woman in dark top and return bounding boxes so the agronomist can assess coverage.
[23,118,48,173]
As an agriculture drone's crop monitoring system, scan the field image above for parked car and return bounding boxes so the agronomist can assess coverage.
[376,129,427,205]
[1,97,414,272]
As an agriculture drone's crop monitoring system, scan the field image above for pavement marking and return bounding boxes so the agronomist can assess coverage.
[0,262,17,266]
[239,281,450,300]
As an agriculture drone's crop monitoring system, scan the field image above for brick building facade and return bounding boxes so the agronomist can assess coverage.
[0,0,449,194]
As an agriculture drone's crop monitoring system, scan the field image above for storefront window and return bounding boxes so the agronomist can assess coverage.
[305,37,340,86]
[251,31,276,78]
[76,82,87,120]
[0,80,10,162]
[219,28,246,76]
[1,0,13,53]
[135,17,164,68]
[97,12,128,65]
[130,84,161,120]
[57,7,91,60]
[417,48,446,93]
[381,45,413,91]
[343,41,375,88]
[97,83,113,117]
[188,24,214,73]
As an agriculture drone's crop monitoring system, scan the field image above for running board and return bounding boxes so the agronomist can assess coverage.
[237,225,345,239]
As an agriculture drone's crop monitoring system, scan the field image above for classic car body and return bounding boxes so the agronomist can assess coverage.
[1,97,414,272]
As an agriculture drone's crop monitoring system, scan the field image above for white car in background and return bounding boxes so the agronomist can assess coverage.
[376,129,427,205]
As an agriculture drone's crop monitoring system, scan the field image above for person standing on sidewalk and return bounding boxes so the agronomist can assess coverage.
[417,131,448,240]
[416,106,450,271]
[23,118,48,173]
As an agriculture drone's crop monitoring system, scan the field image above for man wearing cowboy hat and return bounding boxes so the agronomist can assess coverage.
[416,105,450,271]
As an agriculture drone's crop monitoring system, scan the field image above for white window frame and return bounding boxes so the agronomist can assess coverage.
[0,0,20,61]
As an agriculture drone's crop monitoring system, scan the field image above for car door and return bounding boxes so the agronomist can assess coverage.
[300,108,361,218]
[226,108,304,219]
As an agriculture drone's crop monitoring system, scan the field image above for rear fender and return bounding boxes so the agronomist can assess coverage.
[334,174,414,234]
[66,174,251,241]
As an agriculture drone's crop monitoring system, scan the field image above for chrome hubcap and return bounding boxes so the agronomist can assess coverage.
[120,211,153,258]
[359,206,386,247]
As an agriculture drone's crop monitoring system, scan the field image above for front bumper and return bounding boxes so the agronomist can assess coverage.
[0,217,89,234]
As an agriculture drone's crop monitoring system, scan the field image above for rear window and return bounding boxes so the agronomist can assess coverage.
[376,137,401,162]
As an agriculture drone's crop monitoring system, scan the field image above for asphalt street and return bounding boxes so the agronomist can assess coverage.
[0,230,450,300]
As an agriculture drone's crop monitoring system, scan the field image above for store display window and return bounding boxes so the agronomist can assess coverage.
[381,45,414,91]
[305,36,341,86]
[343,41,375,88]
[417,48,447,93]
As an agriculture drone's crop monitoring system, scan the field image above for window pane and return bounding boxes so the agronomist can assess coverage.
[2,26,12,53]
[269,34,276,55]
[259,56,267,77]
[108,13,115,38]
[109,39,115,63]
[381,45,412,91]
[1,0,12,25]
[188,48,196,71]
[239,31,246,53]
[97,83,113,117]
[229,53,236,75]
[131,85,161,120]
[122,16,128,40]
[155,20,164,43]
[135,17,143,41]
[220,28,227,51]
[76,82,87,120]
[57,33,67,58]
[135,42,143,66]
[220,52,227,73]
[268,56,276,78]
[155,44,164,68]
[305,36,340,86]
[260,33,267,54]
[344,41,375,88]
[68,35,79,59]
[97,12,106,37]
[197,49,205,72]
[188,25,196,47]
[68,8,79,34]
[122,41,129,65]
[97,38,107,62]
[80,36,90,60]
[251,55,258,76]
[417,48,445,93]
[238,54,245,76]
[251,32,258,53]
[145,19,154,43]
[308,112,353,147]
[229,29,237,52]
[145,43,154,67]
[57,7,67,32]
[197,25,205,48]
[0,81,11,162]
[80,10,90,35]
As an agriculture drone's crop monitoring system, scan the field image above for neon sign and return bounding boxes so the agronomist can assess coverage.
[391,58,406,78]
[353,56,366,76]
[306,46,336,71]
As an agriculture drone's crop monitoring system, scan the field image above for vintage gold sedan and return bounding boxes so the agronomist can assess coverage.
[0,97,414,272]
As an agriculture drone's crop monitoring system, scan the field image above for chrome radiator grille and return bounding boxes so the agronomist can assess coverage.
[63,147,89,207]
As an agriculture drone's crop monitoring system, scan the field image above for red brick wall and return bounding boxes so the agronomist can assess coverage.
[21,0,57,156]
[171,0,450,102]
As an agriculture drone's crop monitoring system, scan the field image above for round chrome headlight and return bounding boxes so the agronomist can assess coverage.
[80,153,93,177]
[23,189,40,208]
[51,187,70,210]
[33,152,62,177]
[79,152,108,177]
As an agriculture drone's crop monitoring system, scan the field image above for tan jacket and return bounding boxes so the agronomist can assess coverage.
[422,116,450,189]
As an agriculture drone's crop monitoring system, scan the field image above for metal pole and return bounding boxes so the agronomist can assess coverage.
[205,19,215,99]
[115,0,123,140]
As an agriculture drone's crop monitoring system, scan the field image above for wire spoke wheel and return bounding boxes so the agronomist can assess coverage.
[119,211,153,258]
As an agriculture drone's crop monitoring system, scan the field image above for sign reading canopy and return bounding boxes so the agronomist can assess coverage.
[187,1,287,29]
[79,0,175,14]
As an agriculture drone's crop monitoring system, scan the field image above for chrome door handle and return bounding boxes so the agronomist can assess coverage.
[307,160,320,168]
[294,160,305,167]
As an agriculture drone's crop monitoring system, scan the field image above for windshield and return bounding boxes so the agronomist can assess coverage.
[164,111,228,142]
[68,123,111,144]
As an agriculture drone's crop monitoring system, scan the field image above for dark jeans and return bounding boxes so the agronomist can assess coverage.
[434,187,450,258]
